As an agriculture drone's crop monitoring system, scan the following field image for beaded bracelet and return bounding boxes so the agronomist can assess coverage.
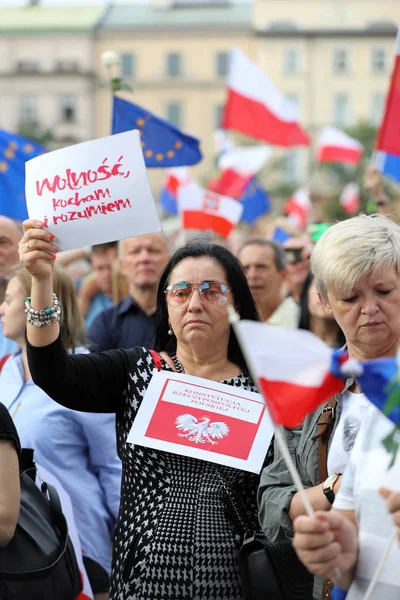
[24,293,61,328]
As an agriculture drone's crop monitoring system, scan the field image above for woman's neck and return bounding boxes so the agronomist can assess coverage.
[310,316,339,347]
[20,345,31,383]
[348,334,400,363]
[173,344,241,381]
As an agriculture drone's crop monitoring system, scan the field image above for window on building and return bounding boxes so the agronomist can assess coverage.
[167,102,182,128]
[283,49,300,75]
[121,53,136,78]
[370,92,385,126]
[20,94,37,123]
[371,48,387,74]
[55,60,79,73]
[283,150,300,183]
[333,49,349,74]
[215,104,224,129]
[167,52,182,77]
[16,60,40,72]
[285,93,299,111]
[60,95,76,123]
[216,52,229,77]
[333,93,350,127]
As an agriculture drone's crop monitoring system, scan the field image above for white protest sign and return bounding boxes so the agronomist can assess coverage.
[127,370,274,473]
[25,130,161,251]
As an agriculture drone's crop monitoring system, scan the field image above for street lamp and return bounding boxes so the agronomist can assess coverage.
[100,50,131,93]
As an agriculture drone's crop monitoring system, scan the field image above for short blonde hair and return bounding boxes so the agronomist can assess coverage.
[311,214,400,301]
[10,266,86,351]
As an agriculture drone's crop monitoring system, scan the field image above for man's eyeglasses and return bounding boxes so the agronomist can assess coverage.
[164,281,230,306]
[284,248,303,265]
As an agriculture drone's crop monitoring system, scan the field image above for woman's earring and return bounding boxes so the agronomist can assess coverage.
[168,323,173,336]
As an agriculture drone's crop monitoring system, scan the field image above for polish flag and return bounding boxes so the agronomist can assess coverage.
[216,145,271,199]
[221,49,310,147]
[160,167,192,215]
[234,321,347,428]
[178,182,243,237]
[283,188,311,230]
[376,27,400,157]
[340,182,360,215]
[375,26,400,183]
[316,126,363,165]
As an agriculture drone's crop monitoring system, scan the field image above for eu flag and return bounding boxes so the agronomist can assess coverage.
[112,96,202,168]
[238,178,271,225]
[0,129,46,221]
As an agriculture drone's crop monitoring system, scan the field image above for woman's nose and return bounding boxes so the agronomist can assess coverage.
[361,297,379,315]
[187,288,203,311]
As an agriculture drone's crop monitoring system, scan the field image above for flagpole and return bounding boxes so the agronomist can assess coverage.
[363,529,397,600]
[227,306,314,517]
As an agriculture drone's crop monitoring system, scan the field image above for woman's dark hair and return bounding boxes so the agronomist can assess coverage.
[154,242,259,372]
[299,271,346,348]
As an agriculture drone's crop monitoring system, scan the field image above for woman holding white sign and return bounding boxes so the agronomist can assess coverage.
[19,219,270,600]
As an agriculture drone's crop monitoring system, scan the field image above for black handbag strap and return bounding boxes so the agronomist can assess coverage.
[0,476,70,580]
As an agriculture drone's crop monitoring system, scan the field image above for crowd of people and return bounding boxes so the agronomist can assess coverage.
[0,167,399,600]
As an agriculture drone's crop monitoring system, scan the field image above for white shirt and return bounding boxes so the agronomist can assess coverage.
[334,406,400,599]
[327,389,370,476]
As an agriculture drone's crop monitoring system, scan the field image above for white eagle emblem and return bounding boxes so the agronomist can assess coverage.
[175,413,230,445]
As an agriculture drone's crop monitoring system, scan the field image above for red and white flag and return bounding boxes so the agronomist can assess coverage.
[376,27,400,157]
[316,126,363,165]
[178,183,243,238]
[215,145,271,199]
[221,49,310,147]
[283,188,311,230]
[234,321,347,428]
[340,182,360,215]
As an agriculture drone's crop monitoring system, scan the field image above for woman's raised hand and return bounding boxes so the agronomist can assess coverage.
[19,220,58,281]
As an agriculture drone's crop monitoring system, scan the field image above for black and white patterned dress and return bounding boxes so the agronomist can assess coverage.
[27,339,271,600]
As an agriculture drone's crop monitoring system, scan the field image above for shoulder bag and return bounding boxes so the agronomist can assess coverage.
[0,450,83,600]
[215,467,313,600]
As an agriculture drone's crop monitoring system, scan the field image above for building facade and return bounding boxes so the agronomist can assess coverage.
[0,5,103,147]
[0,0,399,194]
[94,1,255,191]
[253,0,399,182]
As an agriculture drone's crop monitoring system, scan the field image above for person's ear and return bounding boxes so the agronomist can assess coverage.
[319,292,333,316]
[280,266,289,282]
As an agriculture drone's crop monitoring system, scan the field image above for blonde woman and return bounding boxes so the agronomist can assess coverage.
[0,267,122,600]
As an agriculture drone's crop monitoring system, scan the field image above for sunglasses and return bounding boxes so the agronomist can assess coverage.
[284,248,304,265]
[165,281,230,306]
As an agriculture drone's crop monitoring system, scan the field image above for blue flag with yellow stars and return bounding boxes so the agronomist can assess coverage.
[238,177,271,225]
[112,96,202,168]
[0,129,47,221]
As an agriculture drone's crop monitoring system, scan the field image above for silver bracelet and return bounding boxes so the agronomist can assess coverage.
[24,293,61,328]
